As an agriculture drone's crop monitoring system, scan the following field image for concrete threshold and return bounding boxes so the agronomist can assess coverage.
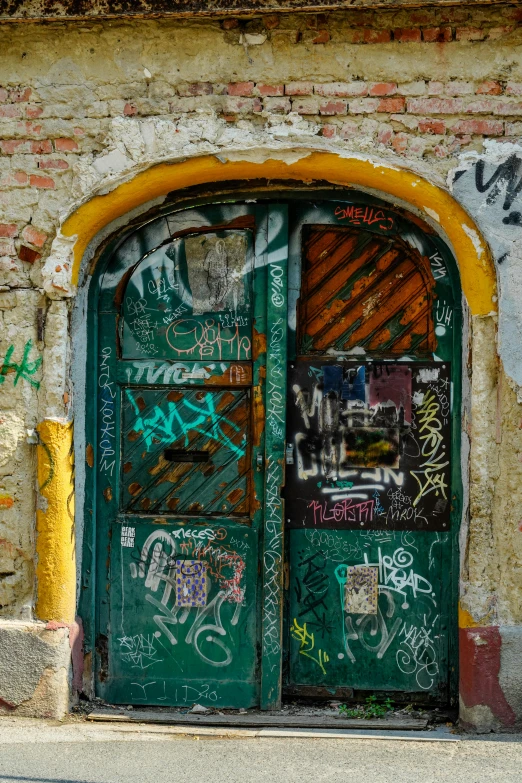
[86,719,460,742]
[86,709,459,741]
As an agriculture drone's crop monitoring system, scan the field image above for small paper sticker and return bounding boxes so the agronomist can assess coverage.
[175,560,208,607]
[345,565,378,614]
[121,526,136,548]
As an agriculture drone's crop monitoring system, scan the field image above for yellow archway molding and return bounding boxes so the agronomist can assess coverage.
[63,152,497,316]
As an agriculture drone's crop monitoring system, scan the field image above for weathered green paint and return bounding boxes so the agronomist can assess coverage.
[284,199,461,703]
[288,530,449,695]
[260,205,289,710]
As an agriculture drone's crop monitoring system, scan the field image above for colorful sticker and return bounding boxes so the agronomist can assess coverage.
[345,565,379,614]
[175,559,208,607]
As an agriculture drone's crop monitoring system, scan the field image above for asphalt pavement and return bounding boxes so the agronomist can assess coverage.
[0,718,521,783]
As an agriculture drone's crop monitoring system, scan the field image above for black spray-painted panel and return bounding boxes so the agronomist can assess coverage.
[286,361,451,531]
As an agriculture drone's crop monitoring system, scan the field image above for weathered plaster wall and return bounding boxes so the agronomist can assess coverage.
[1,6,522,725]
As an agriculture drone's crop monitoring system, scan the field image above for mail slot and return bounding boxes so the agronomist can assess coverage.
[163,449,210,463]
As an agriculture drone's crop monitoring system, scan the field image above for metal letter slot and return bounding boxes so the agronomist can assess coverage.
[163,449,209,463]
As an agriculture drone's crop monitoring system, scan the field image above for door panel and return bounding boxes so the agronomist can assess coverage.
[121,230,254,361]
[121,387,250,515]
[299,226,435,355]
[286,360,451,531]
[288,530,447,694]
[285,200,459,703]
[108,517,258,707]
[95,206,267,709]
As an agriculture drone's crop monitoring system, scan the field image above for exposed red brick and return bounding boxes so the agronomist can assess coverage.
[312,30,330,45]
[0,139,25,154]
[428,81,444,95]
[255,84,284,97]
[285,82,314,96]
[465,99,497,114]
[392,132,409,153]
[227,82,255,97]
[9,87,31,102]
[10,171,29,186]
[21,225,47,247]
[315,82,368,97]
[409,11,434,24]
[38,158,69,170]
[378,97,406,113]
[123,103,138,116]
[18,121,41,136]
[407,97,463,114]
[263,97,291,113]
[292,98,320,114]
[394,28,422,43]
[223,96,262,113]
[477,81,503,96]
[340,120,359,138]
[418,118,446,134]
[18,245,41,264]
[363,30,391,44]
[445,81,474,96]
[493,102,522,116]
[456,27,486,42]
[321,124,337,138]
[30,140,52,154]
[349,97,379,114]
[433,144,449,158]
[377,125,393,145]
[0,88,7,102]
[453,119,504,135]
[222,18,239,29]
[319,100,347,116]
[73,127,85,136]
[26,105,43,119]
[0,224,18,238]
[54,138,79,152]
[369,83,397,97]
[29,174,55,189]
[263,14,280,30]
[422,27,452,43]
[0,105,22,118]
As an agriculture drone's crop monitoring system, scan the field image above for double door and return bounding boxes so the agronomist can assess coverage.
[92,197,460,707]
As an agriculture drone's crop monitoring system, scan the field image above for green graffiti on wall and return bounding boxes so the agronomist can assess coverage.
[0,339,42,388]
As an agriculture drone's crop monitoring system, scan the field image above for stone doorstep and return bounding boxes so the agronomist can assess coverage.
[87,707,429,732]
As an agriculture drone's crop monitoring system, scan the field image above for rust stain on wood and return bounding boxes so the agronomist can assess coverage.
[86,443,94,468]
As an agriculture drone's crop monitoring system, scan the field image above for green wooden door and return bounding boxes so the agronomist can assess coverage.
[89,195,459,708]
[94,205,278,707]
[284,199,460,703]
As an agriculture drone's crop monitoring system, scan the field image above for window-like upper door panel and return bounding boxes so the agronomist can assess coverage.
[298,226,435,356]
[122,230,254,361]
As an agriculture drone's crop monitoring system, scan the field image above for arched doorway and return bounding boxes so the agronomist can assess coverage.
[82,188,462,709]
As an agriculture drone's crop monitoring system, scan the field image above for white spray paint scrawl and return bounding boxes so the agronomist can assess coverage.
[345,565,379,614]
[175,560,208,607]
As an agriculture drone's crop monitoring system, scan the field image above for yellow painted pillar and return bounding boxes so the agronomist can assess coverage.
[35,419,76,623]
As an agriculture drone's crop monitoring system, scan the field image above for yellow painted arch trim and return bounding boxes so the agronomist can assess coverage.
[63,152,497,316]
